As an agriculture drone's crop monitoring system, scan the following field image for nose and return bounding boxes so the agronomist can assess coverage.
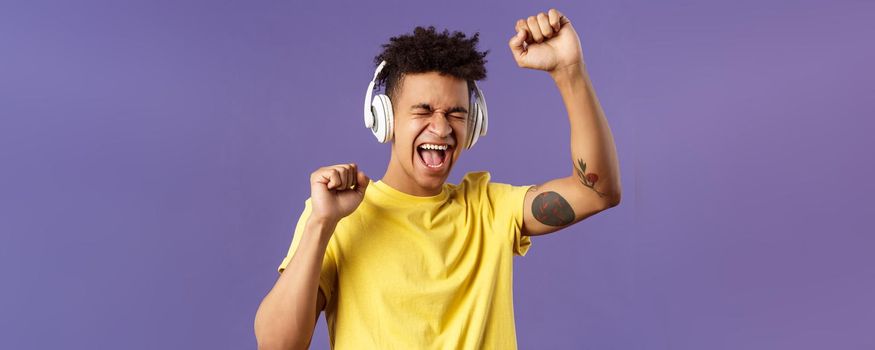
[427,113,453,139]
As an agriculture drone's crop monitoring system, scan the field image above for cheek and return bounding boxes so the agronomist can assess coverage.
[392,120,409,139]
[396,122,423,151]
[453,123,467,141]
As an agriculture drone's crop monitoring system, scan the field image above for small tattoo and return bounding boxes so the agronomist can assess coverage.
[532,191,575,226]
[575,159,607,198]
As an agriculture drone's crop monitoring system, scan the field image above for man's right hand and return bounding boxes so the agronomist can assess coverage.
[256,164,367,349]
[309,163,370,224]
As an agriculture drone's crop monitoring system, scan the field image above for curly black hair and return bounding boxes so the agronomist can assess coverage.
[374,26,489,105]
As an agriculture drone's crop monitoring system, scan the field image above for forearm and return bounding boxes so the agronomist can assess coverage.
[254,218,335,350]
[551,63,621,204]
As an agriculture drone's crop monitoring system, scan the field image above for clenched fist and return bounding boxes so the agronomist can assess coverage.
[508,8,583,74]
[309,163,370,224]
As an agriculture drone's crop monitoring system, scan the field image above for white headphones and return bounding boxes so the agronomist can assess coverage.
[363,60,488,149]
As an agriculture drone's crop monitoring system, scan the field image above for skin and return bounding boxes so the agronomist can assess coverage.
[532,191,576,226]
[380,71,470,197]
[255,8,622,349]
[509,9,623,235]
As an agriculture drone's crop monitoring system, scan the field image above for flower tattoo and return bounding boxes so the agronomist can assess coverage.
[575,159,607,198]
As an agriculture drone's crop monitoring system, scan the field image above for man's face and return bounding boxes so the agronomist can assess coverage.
[387,71,470,195]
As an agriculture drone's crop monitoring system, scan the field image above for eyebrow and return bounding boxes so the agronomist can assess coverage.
[410,103,468,114]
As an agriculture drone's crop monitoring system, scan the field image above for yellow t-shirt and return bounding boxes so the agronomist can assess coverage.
[277,171,533,349]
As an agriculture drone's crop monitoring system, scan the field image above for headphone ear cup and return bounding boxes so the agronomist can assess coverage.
[384,95,394,142]
[465,94,478,149]
[466,82,488,149]
[364,81,376,129]
[370,94,387,143]
[478,99,488,137]
[476,90,487,138]
[469,104,482,148]
[371,94,394,143]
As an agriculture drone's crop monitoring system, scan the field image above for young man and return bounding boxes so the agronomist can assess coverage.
[255,9,621,349]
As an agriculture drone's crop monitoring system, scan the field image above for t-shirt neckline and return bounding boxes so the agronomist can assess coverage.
[372,179,449,204]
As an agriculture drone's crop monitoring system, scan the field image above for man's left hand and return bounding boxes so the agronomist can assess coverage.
[509,9,583,74]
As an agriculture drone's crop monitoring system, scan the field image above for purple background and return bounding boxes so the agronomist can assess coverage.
[2,0,873,349]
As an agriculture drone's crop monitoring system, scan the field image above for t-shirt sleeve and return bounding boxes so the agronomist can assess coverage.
[481,174,535,257]
[276,198,338,302]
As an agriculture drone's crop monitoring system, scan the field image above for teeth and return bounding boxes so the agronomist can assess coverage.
[418,144,448,150]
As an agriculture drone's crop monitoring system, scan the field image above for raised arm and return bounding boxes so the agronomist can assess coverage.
[508,9,621,237]
[254,164,369,349]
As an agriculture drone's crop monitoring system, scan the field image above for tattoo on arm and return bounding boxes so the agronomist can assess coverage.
[532,191,575,227]
[575,159,607,198]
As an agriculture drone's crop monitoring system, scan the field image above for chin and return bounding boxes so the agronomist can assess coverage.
[415,171,450,190]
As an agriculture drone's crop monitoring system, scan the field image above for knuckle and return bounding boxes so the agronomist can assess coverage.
[312,168,325,178]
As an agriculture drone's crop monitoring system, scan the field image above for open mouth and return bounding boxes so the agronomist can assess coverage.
[416,143,452,170]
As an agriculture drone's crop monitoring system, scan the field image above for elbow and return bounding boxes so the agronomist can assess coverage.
[607,194,621,208]
[603,190,622,209]
[255,340,282,350]
[256,343,299,350]
[253,318,280,350]
[256,333,306,350]
[254,307,308,350]
[255,325,309,350]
